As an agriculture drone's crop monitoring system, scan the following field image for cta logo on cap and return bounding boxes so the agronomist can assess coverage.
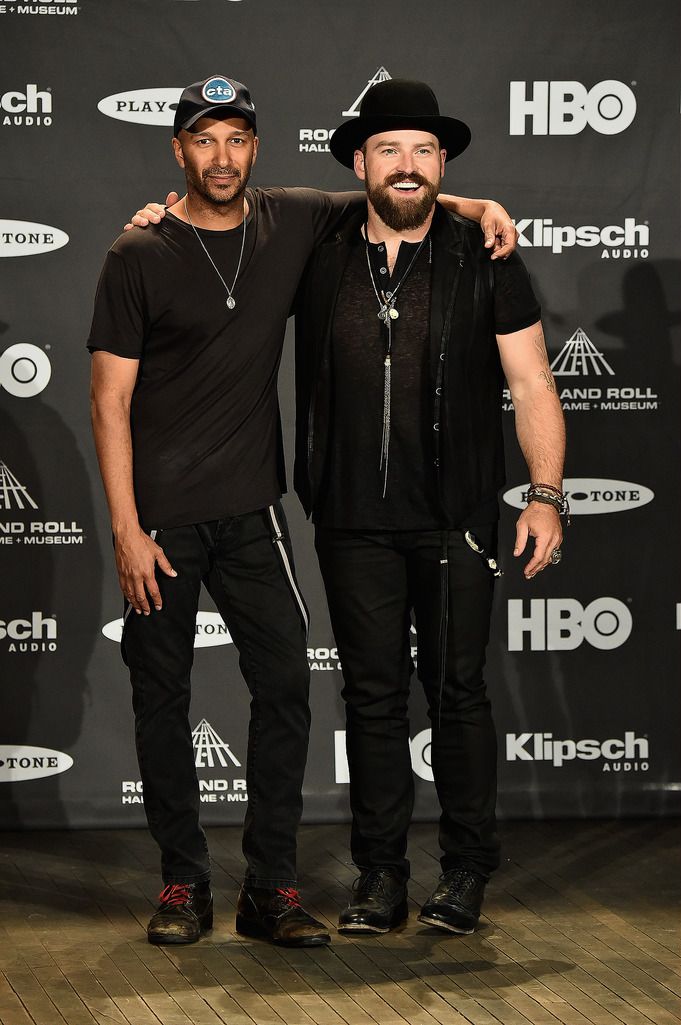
[202,77,237,104]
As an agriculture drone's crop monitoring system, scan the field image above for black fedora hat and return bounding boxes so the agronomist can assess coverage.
[330,78,471,169]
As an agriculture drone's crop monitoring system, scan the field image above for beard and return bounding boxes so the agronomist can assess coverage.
[186,163,250,207]
[366,170,440,231]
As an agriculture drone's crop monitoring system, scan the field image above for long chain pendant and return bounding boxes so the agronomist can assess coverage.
[379,353,391,498]
[226,296,236,310]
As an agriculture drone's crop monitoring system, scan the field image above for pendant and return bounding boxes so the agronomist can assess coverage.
[378,307,388,322]
[226,296,236,310]
[388,307,399,320]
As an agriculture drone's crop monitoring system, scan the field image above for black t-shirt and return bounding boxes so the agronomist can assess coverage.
[87,187,361,529]
[316,229,540,530]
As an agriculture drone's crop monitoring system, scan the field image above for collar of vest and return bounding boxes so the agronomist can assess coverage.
[325,200,468,252]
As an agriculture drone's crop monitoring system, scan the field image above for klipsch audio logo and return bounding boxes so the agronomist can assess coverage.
[506,731,648,772]
[0,221,68,257]
[503,479,654,516]
[335,728,432,784]
[514,219,648,259]
[102,610,232,646]
[509,80,636,135]
[503,328,659,414]
[0,612,57,653]
[0,85,52,124]
[122,719,247,805]
[508,598,632,651]
[299,66,392,154]
[0,460,84,546]
[0,746,73,782]
[97,88,182,126]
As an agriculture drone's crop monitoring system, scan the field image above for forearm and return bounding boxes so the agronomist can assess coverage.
[90,393,140,536]
[437,194,486,220]
[512,385,565,488]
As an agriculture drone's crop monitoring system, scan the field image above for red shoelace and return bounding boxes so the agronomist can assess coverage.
[276,887,302,908]
[158,883,192,907]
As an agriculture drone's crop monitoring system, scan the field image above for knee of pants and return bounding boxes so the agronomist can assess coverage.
[342,682,410,723]
[424,671,491,715]
[249,654,310,710]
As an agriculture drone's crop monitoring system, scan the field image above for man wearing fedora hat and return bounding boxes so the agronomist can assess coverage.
[93,74,521,949]
[294,78,565,935]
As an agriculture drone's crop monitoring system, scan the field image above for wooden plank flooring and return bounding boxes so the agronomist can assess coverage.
[0,820,678,1025]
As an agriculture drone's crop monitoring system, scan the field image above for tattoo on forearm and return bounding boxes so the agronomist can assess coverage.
[533,328,556,392]
[539,369,556,393]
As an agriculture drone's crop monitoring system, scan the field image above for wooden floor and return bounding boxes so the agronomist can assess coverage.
[0,820,679,1025]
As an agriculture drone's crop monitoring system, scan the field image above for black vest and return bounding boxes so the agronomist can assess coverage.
[294,204,525,527]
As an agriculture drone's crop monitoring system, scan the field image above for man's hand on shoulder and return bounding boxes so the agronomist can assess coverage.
[124,191,179,231]
[481,200,518,260]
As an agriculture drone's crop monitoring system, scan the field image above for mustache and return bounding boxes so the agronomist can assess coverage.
[203,167,241,180]
[383,171,431,189]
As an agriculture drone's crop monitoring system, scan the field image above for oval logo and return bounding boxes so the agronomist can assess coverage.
[102,611,233,647]
[0,343,51,397]
[0,745,73,782]
[201,77,236,103]
[503,478,654,515]
[0,220,68,257]
[97,88,182,126]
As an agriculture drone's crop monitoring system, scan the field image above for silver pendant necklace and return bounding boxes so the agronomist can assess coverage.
[184,197,247,310]
[364,227,431,497]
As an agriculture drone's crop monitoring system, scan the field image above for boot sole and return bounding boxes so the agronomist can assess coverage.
[148,910,213,945]
[337,902,409,935]
[235,915,330,947]
[417,912,475,935]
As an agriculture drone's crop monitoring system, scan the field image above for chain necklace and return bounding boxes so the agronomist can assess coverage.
[364,227,431,497]
[184,197,247,310]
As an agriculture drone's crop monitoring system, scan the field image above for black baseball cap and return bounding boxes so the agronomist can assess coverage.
[173,75,257,137]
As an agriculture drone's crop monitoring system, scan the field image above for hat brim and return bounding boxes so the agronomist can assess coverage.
[179,105,257,134]
[329,114,471,169]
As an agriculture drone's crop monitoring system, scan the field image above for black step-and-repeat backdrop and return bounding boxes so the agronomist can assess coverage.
[1,1,679,829]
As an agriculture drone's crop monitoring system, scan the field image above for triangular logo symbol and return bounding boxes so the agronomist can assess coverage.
[550,327,615,377]
[0,461,39,511]
[192,719,241,769]
[342,67,392,117]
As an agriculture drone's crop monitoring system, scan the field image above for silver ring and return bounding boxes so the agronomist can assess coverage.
[550,547,562,565]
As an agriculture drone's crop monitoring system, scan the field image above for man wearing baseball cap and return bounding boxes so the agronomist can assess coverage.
[294,78,565,935]
[90,74,520,947]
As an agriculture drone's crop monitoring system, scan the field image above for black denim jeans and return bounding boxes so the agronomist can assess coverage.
[121,503,310,887]
[315,525,500,881]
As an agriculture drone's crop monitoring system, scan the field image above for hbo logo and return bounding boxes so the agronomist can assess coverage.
[508,598,632,651]
[509,81,636,135]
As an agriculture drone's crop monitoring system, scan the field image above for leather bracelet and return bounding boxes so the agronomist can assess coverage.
[528,492,563,510]
[531,482,563,495]
[527,485,571,523]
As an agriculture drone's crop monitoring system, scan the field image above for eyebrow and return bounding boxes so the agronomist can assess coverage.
[193,129,251,139]
[372,138,437,149]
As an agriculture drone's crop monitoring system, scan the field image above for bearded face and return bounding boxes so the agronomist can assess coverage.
[358,130,445,231]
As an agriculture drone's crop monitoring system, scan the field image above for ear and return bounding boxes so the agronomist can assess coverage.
[439,148,447,175]
[353,148,366,182]
[172,136,186,170]
[251,134,259,165]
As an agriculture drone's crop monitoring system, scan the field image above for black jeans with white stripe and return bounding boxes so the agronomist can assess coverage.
[121,503,310,888]
[315,525,500,882]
